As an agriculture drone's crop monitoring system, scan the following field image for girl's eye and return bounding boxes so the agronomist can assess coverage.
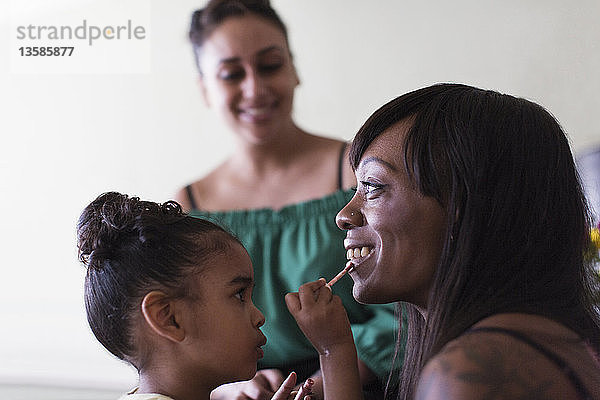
[360,181,385,198]
[235,289,246,303]
[234,288,246,303]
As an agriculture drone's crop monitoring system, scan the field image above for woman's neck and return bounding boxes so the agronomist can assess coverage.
[231,125,314,177]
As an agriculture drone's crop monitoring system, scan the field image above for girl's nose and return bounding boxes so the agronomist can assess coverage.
[253,303,266,328]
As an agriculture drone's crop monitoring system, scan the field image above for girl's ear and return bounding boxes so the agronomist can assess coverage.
[141,291,185,343]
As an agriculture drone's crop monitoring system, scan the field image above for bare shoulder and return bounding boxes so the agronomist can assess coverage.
[173,186,192,210]
[305,134,355,189]
[173,167,226,211]
[338,137,357,189]
[415,334,495,400]
[305,134,345,156]
[415,331,582,400]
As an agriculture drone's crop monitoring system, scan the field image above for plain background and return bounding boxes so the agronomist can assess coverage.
[1,0,599,393]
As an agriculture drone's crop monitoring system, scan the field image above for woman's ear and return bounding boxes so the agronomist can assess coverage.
[293,65,300,87]
[141,291,186,343]
[198,76,211,108]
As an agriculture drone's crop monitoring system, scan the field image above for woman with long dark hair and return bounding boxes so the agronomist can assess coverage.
[287,83,600,399]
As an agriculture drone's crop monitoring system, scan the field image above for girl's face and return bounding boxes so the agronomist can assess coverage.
[336,119,446,308]
[180,242,266,385]
[197,14,299,145]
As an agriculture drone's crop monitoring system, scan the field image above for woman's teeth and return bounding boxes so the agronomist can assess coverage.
[346,247,372,260]
[244,107,269,116]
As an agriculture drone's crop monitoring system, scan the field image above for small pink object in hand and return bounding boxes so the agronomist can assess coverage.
[326,261,354,288]
[294,378,314,400]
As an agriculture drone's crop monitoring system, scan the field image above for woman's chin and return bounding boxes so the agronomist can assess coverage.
[352,282,380,304]
[352,281,397,304]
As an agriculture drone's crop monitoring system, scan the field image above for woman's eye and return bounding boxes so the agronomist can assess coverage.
[360,181,385,197]
[258,63,282,74]
[219,70,244,81]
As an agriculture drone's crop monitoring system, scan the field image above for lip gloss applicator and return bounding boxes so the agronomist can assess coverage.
[326,261,354,288]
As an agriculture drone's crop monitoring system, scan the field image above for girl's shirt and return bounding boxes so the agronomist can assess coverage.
[118,388,173,400]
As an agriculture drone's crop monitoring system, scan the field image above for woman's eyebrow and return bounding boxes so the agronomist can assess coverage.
[256,45,285,57]
[360,156,397,171]
[218,46,284,66]
[218,56,241,65]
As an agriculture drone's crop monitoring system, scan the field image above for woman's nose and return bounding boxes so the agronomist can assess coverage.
[336,199,363,230]
[241,70,266,98]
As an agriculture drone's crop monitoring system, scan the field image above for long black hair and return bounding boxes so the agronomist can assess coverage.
[350,83,600,399]
[77,192,239,368]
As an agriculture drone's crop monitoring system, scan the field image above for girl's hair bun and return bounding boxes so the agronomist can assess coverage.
[77,192,183,271]
[78,191,237,364]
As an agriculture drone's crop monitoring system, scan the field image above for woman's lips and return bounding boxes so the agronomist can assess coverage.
[239,105,275,123]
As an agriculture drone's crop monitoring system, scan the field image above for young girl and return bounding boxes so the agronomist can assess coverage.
[77,192,313,400]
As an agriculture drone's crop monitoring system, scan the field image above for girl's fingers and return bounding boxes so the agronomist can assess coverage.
[284,292,300,313]
[298,279,328,304]
[293,378,314,400]
[315,283,333,304]
[271,372,297,400]
[287,280,328,312]
[298,280,327,299]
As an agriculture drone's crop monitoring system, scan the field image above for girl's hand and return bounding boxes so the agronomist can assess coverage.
[293,377,314,400]
[211,369,284,400]
[286,280,363,400]
[285,279,354,355]
[271,372,313,400]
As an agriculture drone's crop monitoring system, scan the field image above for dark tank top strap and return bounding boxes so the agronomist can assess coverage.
[467,326,593,400]
[185,184,198,210]
[338,142,348,190]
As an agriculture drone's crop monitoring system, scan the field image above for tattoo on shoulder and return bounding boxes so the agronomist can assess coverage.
[418,335,555,400]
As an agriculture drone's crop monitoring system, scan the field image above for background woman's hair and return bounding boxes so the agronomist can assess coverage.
[350,83,600,400]
[77,192,238,367]
[189,0,289,73]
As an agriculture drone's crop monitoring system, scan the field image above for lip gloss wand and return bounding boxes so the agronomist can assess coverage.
[325,261,354,288]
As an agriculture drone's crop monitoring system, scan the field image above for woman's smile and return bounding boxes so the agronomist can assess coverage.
[345,244,374,265]
[238,102,277,124]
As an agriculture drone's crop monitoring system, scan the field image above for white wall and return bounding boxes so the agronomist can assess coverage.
[1,0,599,393]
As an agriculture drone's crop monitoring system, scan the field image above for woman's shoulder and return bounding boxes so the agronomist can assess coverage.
[174,167,226,211]
[303,134,355,190]
[416,314,600,399]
